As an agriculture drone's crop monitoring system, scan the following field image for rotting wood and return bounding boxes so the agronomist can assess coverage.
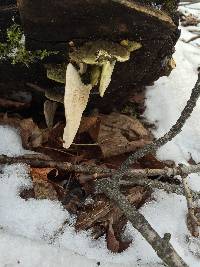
[15,0,180,111]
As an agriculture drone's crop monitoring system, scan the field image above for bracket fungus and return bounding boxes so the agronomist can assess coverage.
[63,63,92,149]
[69,40,142,97]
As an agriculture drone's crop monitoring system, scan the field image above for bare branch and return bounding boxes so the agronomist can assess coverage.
[0,154,112,175]
[120,176,200,201]
[182,174,200,237]
[1,154,200,199]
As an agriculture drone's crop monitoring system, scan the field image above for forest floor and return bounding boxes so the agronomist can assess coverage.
[0,2,200,267]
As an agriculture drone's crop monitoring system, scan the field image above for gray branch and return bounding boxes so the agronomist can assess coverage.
[96,179,188,267]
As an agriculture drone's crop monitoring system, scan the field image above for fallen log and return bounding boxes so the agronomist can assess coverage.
[14,0,180,111]
[0,1,20,42]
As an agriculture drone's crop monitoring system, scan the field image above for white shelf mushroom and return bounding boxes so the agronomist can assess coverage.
[63,63,92,148]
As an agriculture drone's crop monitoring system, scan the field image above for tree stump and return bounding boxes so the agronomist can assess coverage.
[2,1,180,111]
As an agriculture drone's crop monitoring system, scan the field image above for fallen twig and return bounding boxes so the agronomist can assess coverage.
[185,35,200,43]
[0,154,112,175]
[1,154,200,200]
[97,178,188,267]
[120,177,200,201]
[2,154,200,177]
[182,174,200,237]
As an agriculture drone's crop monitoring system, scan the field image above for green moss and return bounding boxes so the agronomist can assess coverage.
[0,24,57,66]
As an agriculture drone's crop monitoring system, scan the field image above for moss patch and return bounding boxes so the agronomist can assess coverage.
[0,23,57,66]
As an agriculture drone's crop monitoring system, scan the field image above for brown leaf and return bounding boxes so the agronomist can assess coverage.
[138,154,167,169]
[106,218,132,253]
[79,116,99,134]
[31,168,58,200]
[0,115,46,149]
[75,195,111,231]
[181,14,200,27]
[75,186,151,232]
[97,113,152,158]
[47,122,65,148]
[107,221,120,253]
[0,113,21,128]
[20,119,44,149]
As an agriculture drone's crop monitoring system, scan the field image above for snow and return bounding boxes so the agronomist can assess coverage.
[1,3,200,267]
[145,41,200,165]
[0,126,28,156]
[0,164,68,241]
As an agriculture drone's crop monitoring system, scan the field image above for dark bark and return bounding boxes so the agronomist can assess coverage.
[0,1,20,42]
[14,0,180,111]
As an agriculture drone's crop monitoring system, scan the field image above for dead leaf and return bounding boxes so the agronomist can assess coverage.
[107,220,120,253]
[47,122,65,148]
[78,116,99,134]
[138,154,167,169]
[75,195,111,231]
[30,168,58,200]
[106,218,132,253]
[20,119,44,149]
[76,186,150,253]
[97,113,152,158]
[181,14,200,27]
[75,186,151,231]
[0,115,47,149]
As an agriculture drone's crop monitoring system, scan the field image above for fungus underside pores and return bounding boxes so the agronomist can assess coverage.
[50,40,142,148]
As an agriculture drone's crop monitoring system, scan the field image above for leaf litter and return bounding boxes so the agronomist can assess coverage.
[0,96,158,253]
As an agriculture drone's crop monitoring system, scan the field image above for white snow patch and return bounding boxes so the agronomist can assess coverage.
[0,126,28,156]
[0,230,134,267]
[0,164,68,241]
[145,41,200,165]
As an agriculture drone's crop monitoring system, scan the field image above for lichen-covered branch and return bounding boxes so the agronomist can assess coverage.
[181,174,200,237]
[1,154,200,199]
[120,176,200,201]
[0,154,112,175]
[125,164,200,179]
